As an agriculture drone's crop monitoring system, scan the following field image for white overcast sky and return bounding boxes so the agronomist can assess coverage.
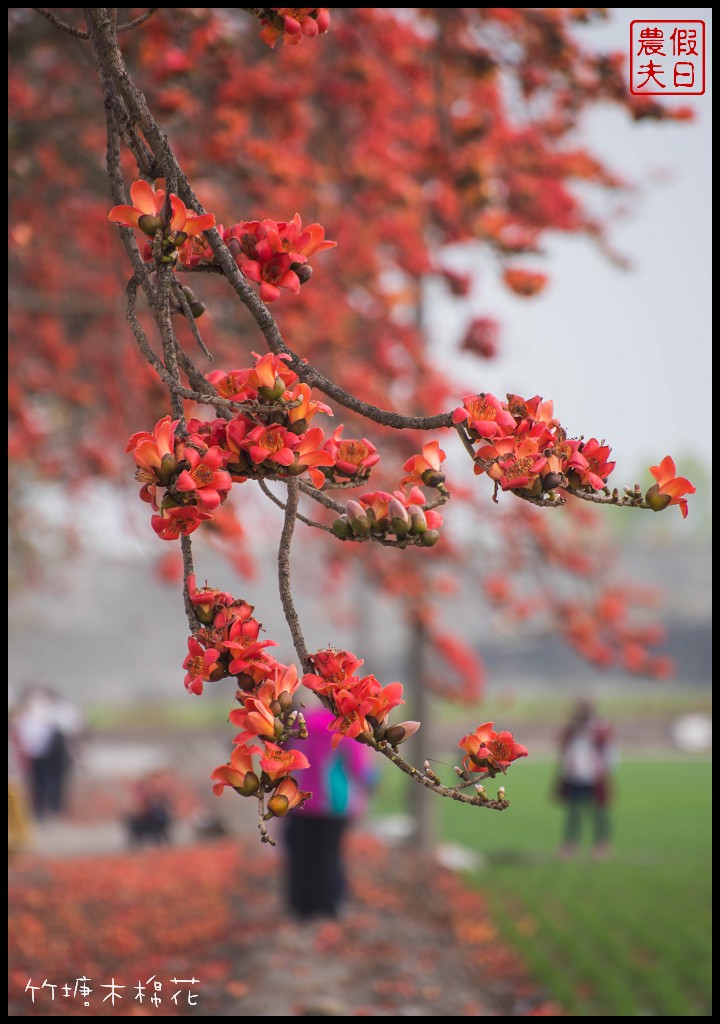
[430,7,712,488]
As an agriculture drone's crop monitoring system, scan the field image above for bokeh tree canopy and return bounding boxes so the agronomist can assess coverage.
[7,8,698,836]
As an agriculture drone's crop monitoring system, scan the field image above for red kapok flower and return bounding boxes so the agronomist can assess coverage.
[246,351,299,397]
[459,722,529,774]
[183,636,224,695]
[452,393,516,440]
[241,423,298,470]
[402,440,447,488]
[174,445,232,512]
[167,194,216,237]
[125,415,179,485]
[480,436,547,493]
[286,383,333,432]
[646,456,696,518]
[224,618,278,676]
[260,743,310,781]
[267,776,312,816]
[303,648,365,695]
[108,179,166,233]
[151,506,212,541]
[273,212,337,259]
[503,268,548,297]
[328,688,376,748]
[567,438,616,491]
[240,246,301,303]
[259,8,331,49]
[210,743,261,796]
[322,426,379,480]
[205,368,252,402]
[286,426,335,488]
[186,574,233,625]
[460,317,500,360]
[108,181,215,240]
[230,697,280,742]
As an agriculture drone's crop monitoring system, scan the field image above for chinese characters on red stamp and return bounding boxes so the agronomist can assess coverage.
[630,21,706,95]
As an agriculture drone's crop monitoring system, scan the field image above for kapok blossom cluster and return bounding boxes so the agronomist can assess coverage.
[333,488,445,547]
[192,593,433,818]
[184,576,310,818]
[203,625,528,821]
[125,353,343,540]
[330,441,447,547]
[302,648,420,749]
[453,392,695,516]
[257,8,331,49]
[109,182,336,303]
[126,353,456,546]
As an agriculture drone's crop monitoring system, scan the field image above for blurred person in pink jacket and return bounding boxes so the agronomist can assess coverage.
[283,704,377,921]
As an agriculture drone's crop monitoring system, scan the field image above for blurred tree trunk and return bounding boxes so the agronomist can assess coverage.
[406,609,434,854]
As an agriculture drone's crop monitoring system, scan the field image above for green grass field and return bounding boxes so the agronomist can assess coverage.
[370,756,712,1016]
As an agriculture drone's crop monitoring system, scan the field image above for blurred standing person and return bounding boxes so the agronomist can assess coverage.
[125,770,174,848]
[283,705,377,921]
[555,697,616,861]
[11,685,83,820]
[8,691,33,854]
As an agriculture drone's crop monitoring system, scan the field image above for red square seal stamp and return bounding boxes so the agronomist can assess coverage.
[630,20,706,95]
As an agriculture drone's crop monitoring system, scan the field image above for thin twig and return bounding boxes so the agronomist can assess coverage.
[171,277,214,361]
[374,742,509,809]
[34,8,89,38]
[277,478,311,671]
[181,536,201,632]
[257,479,334,532]
[296,479,346,514]
[117,8,159,33]
[256,797,277,846]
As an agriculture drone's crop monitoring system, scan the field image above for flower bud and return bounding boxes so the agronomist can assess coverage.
[407,504,427,534]
[138,214,164,237]
[497,786,506,800]
[420,529,441,547]
[266,793,290,817]
[236,771,260,797]
[258,376,286,402]
[189,301,206,319]
[226,237,242,259]
[421,467,446,488]
[645,483,672,512]
[295,264,313,284]
[159,493,182,510]
[474,784,489,801]
[171,230,188,248]
[542,472,567,491]
[384,721,421,746]
[332,515,352,539]
[278,690,294,714]
[388,498,411,538]
[157,452,178,485]
[235,672,256,690]
[346,500,371,538]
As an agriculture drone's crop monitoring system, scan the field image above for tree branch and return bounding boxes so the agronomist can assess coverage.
[117,8,159,33]
[277,478,311,671]
[34,8,89,38]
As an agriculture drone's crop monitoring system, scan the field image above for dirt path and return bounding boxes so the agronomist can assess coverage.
[9,832,559,1017]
